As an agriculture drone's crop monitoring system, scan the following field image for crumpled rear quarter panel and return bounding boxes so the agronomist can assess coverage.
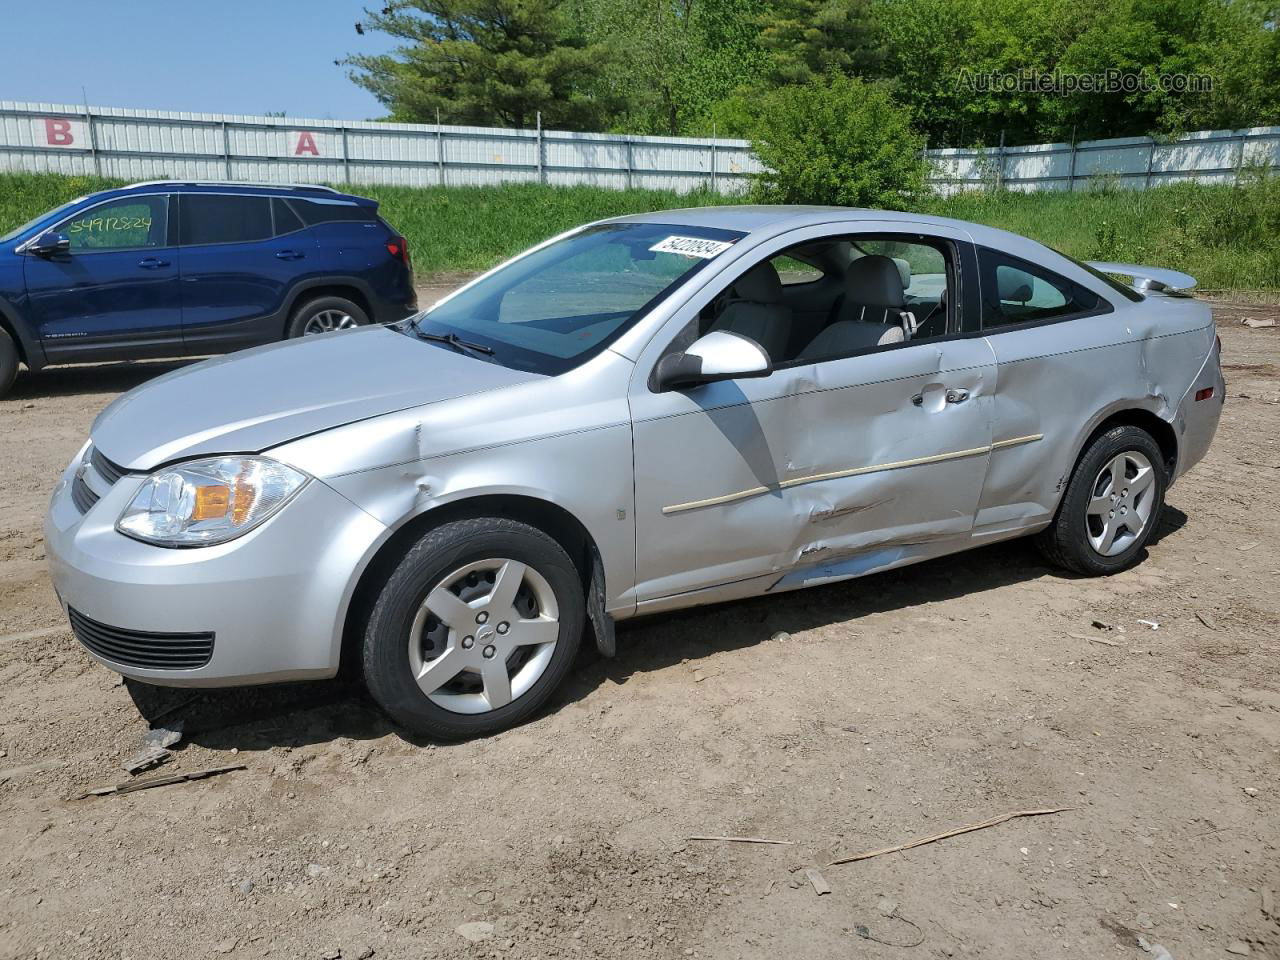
[975,296,1215,539]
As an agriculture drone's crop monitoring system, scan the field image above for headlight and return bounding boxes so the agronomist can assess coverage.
[117,456,308,547]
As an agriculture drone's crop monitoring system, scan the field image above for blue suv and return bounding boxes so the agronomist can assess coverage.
[0,181,417,396]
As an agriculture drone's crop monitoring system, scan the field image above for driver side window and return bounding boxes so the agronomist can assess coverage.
[692,234,955,368]
[56,196,169,252]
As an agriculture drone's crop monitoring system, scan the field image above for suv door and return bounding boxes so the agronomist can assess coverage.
[23,194,181,361]
[628,222,1000,609]
[177,193,318,353]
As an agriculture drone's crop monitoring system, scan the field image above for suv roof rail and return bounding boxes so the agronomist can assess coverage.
[125,180,343,194]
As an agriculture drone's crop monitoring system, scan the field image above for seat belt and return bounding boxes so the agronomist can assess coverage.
[897,309,919,340]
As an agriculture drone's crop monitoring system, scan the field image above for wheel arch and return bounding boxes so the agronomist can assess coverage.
[339,493,608,674]
[1083,408,1177,476]
[282,278,375,337]
[1057,405,1178,512]
[0,297,45,371]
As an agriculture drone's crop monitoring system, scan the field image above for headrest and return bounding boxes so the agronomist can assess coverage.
[998,268,1033,303]
[845,255,905,308]
[733,262,783,303]
[891,257,912,291]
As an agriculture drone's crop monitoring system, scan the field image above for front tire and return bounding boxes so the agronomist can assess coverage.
[1035,424,1167,576]
[362,518,585,740]
[0,327,19,398]
[286,295,369,338]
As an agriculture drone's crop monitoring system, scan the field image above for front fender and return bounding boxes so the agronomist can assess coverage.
[318,424,638,618]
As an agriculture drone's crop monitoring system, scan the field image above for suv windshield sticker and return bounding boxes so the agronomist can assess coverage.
[649,235,735,259]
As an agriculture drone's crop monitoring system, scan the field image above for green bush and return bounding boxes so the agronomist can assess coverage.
[747,74,927,208]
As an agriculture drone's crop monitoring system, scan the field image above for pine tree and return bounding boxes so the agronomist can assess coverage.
[759,0,884,86]
[346,0,614,129]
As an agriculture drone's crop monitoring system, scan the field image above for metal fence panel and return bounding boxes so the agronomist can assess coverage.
[0,101,1275,196]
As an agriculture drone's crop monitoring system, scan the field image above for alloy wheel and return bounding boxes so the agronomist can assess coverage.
[303,309,358,335]
[1085,450,1156,557]
[407,558,560,715]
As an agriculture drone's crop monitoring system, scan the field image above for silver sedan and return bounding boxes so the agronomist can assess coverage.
[46,206,1225,739]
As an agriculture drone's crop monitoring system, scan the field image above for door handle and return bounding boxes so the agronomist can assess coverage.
[137,257,170,269]
[275,250,305,261]
[912,386,970,407]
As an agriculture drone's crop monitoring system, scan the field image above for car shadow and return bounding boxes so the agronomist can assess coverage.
[137,505,1191,753]
[7,358,195,400]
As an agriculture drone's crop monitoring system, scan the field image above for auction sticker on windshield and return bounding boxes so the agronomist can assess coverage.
[649,235,735,258]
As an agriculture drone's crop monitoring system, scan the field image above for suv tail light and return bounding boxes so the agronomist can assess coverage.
[387,235,410,266]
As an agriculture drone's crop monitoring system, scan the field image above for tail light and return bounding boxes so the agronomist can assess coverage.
[386,235,410,266]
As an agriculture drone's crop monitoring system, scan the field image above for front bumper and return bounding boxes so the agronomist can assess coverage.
[45,455,387,687]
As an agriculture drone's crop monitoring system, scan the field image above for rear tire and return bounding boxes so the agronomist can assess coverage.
[362,517,585,741]
[1035,424,1167,576]
[286,295,369,338]
[0,327,19,398]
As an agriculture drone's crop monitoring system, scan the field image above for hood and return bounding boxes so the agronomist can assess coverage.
[92,326,543,471]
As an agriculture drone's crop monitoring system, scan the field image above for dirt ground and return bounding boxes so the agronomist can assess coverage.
[1,289,1277,960]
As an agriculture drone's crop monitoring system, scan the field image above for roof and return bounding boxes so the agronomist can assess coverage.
[92,181,374,204]
[605,204,1030,249]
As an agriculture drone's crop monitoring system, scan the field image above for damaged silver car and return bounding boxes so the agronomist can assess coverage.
[46,207,1224,739]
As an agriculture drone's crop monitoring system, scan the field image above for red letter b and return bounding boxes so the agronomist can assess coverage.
[45,118,74,146]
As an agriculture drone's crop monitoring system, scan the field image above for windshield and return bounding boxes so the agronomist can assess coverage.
[414,221,744,374]
[0,196,88,245]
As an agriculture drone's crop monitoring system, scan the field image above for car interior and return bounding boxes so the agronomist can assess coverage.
[696,235,954,366]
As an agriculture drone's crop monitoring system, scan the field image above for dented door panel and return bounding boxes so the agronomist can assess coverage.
[630,337,998,603]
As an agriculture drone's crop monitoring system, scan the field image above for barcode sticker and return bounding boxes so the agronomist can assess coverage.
[649,235,734,258]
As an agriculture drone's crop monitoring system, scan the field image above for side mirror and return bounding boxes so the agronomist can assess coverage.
[28,231,71,257]
[655,330,773,392]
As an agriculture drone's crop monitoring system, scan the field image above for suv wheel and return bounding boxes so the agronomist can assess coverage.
[0,327,19,398]
[287,295,370,338]
[362,518,585,740]
[1035,424,1167,576]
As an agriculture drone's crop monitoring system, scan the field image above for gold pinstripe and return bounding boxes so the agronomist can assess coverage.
[661,434,1044,515]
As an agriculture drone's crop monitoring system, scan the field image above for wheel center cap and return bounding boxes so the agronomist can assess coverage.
[477,626,495,643]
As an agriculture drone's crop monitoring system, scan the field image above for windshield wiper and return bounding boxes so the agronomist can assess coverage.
[417,330,495,356]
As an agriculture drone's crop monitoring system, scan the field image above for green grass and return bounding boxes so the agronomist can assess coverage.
[351,181,733,273]
[2,171,1277,291]
[921,175,1280,293]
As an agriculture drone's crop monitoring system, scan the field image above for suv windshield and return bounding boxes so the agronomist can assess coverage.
[413,221,744,374]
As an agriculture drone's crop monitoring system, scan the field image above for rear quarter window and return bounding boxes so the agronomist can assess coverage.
[978,247,1104,328]
[289,199,377,226]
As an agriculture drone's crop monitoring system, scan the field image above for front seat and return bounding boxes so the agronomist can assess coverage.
[797,255,910,361]
[709,262,791,361]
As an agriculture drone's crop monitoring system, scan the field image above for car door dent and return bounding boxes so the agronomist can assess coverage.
[660,436,1035,515]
